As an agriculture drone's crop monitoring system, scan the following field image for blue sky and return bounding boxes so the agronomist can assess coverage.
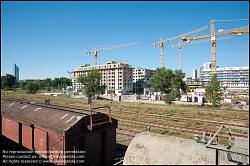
[1,1,249,80]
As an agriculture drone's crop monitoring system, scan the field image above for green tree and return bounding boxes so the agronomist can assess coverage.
[25,81,40,93]
[1,74,17,89]
[44,78,52,91]
[37,80,45,90]
[205,74,222,107]
[149,68,186,104]
[171,69,186,99]
[77,69,104,98]
[60,77,71,88]
[52,77,70,90]
[165,90,179,104]
[52,78,61,89]
[19,80,28,90]
[149,68,174,94]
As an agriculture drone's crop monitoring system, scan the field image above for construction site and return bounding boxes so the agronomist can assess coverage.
[1,6,249,165]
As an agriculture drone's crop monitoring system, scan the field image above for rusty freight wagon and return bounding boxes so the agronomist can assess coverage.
[1,98,118,165]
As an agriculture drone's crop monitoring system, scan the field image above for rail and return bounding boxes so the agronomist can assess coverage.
[118,118,248,138]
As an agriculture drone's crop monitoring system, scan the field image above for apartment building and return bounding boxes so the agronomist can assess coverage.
[133,68,155,94]
[200,62,249,91]
[73,61,133,95]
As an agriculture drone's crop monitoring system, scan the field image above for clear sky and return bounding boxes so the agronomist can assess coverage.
[1,1,249,80]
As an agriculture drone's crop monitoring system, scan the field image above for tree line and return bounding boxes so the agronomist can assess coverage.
[1,74,71,93]
[78,68,221,106]
[77,68,187,104]
[2,68,221,106]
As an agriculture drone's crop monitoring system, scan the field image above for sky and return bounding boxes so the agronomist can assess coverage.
[1,1,249,80]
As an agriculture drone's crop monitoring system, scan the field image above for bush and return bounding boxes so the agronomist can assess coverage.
[165,90,178,104]
[25,82,39,94]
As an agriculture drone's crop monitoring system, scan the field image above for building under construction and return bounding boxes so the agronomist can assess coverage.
[73,61,134,95]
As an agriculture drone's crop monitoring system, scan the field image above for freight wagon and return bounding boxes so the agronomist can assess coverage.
[1,98,118,165]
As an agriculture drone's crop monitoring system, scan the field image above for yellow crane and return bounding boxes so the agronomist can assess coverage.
[152,25,209,68]
[86,42,139,65]
[170,36,233,70]
[181,20,249,74]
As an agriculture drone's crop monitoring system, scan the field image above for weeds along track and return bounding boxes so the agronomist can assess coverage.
[117,128,138,138]
[63,102,249,128]
[4,92,248,121]
[5,92,248,120]
[110,104,249,122]
[3,92,248,138]
[117,119,248,139]
[98,108,249,128]
[97,109,248,136]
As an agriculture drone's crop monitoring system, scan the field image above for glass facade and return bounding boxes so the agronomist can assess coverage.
[13,64,19,81]
[200,66,249,90]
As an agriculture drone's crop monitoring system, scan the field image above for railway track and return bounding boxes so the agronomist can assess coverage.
[117,128,138,138]
[4,97,248,137]
[64,102,249,123]
[98,108,249,128]
[118,118,248,139]
[112,105,249,121]
[9,96,248,124]
[4,94,248,120]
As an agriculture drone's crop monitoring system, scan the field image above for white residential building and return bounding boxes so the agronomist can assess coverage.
[73,61,133,95]
[133,68,155,94]
[200,62,249,91]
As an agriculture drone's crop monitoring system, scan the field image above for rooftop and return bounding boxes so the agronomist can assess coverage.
[1,98,97,132]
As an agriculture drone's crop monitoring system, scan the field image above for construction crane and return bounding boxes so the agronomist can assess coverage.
[86,42,139,65]
[152,25,209,68]
[181,20,249,74]
[170,36,233,70]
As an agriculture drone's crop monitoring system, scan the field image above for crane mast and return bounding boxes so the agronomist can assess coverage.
[210,20,217,75]
[159,39,164,68]
[178,45,182,70]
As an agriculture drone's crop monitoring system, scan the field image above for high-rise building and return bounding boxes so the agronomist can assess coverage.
[13,64,19,81]
[73,61,133,95]
[200,62,249,91]
[192,69,197,80]
[133,68,155,94]
[197,70,200,79]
